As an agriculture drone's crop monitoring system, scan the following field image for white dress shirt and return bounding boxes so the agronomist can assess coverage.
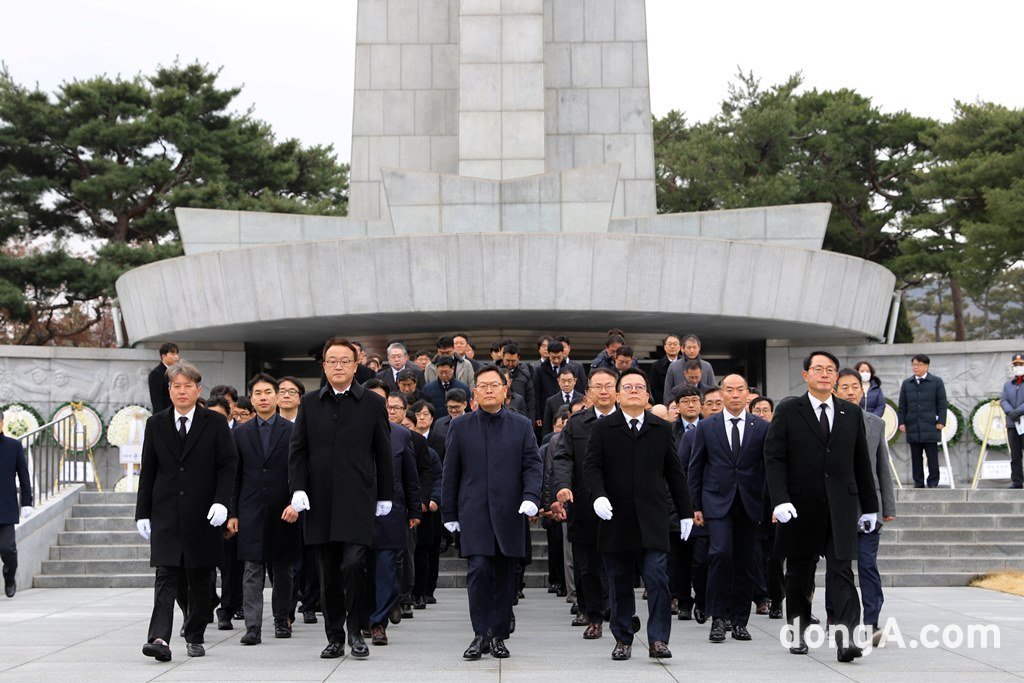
[623,410,645,431]
[594,405,617,419]
[173,405,197,434]
[722,408,747,449]
[807,393,835,430]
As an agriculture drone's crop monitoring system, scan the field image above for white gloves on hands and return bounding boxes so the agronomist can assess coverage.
[20,506,34,520]
[207,503,228,527]
[859,512,878,533]
[518,501,539,517]
[375,500,393,517]
[444,521,460,533]
[774,503,798,524]
[593,496,614,521]
[680,518,694,541]
[137,519,151,540]
[291,490,310,512]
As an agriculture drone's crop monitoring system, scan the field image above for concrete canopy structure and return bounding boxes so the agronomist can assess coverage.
[116,0,897,357]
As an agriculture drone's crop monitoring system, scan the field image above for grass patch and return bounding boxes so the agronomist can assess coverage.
[970,571,1024,597]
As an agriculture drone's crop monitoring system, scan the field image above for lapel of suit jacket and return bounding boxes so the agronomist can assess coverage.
[266,416,288,462]
[709,412,732,458]
[635,410,653,439]
[181,408,208,462]
[796,393,828,445]
[829,400,849,446]
[160,410,180,458]
[740,414,760,457]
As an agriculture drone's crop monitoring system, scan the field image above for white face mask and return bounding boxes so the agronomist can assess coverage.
[1014,366,1024,378]
[859,371,871,383]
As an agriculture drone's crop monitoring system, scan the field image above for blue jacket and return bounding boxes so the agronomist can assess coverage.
[861,377,885,417]
[442,408,542,557]
[897,374,948,444]
[676,425,707,537]
[688,412,768,522]
[1001,379,1024,420]
[373,423,421,550]
[422,378,472,418]
[0,435,32,525]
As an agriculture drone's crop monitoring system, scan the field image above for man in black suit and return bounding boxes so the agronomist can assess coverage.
[227,373,301,645]
[377,342,425,392]
[552,368,618,637]
[442,365,543,660]
[650,334,682,409]
[541,366,586,437]
[534,341,586,425]
[501,343,536,424]
[0,412,33,598]
[764,350,880,661]
[583,368,693,661]
[689,374,769,643]
[289,337,394,660]
[350,341,376,385]
[147,342,180,413]
[136,363,237,661]
[422,355,472,418]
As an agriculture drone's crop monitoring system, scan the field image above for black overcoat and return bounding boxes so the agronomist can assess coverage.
[372,423,421,550]
[550,407,603,544]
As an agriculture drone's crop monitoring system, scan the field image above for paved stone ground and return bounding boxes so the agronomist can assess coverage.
[1,586,1022,681]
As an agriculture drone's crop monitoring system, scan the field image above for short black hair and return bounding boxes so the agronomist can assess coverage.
[555,404,573,422]
[209,385,239,402]
[411,399,434,417]
[615,367,649,392]
[536,334,554,349]
[235,397,254,412]
[663,333,680,345]
[453,332,471,343]
[555,335,571,345]
[673,386,701,402]
[413,349,433,360]
[748,386,761,395]
[436,335,455,349]
[433,354,456,369]
[388,391,409,408]
[363,378,387,393]
[278,376,306,395]
[502,342,520,356]
[404,409,417,424]
[557,365,576,377]
[604,334,624,348]
[589,367,618,384]
[547,341,564,354]
[911,353,931,365]
[803,350,840,372]
[475,364,508,386]
[616,345,634,359]
[159,342,179,356]
[445,388,468,403]
[683,358,702,372]
[207,396,231,413]
[837,368,861,383]
[246,372,279,395]
[701,385,722,401]
[682,334,701,346]
[490,340,503,353]
[749,396,774,411]
[396,369,417,382]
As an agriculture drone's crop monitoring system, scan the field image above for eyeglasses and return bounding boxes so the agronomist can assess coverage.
[590,384,616,392]
[278,389,300,396]
[476,382,503,391]
[386,404,405,412]
[703,399,724,407]
[620,384,647,393]
[677,397,701,406]
[324,359,355,368]
[807,366,837,376]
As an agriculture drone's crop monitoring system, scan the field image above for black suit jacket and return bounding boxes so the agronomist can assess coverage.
[688,412,768,522]
[541,390,584,436]
[136,406,237,568]
[0,435,32,525]
[288,381,394,546]
[551,407,602,544]
[534,360,586,418]
[229,416,300,563]
[764,394,879,561]
[376,365,425,392]
[582,410,692,553]
[147,363,172,413]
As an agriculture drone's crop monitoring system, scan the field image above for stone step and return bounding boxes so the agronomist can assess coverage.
[891,501,1024,515]
[894,529,1024,543]
[811,572,982,588]
[877,542,1024,559]
[65,517,139,532]
[439,556,548,574]
[873,557,1024,573]
[41,559,152,575]
[58,531,142,546]
[49,545,150,561]
[885,515,1024,529]
[33,574,155,589]
[70,503,137,518]
[894,489,1024,502]
[78,491,139,505]
[435,571,548,589]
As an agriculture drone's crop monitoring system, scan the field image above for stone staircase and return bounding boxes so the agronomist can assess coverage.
[437,525,550,588]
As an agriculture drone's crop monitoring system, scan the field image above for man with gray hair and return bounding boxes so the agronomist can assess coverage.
[136,363,238,662]
[378,342,425,392]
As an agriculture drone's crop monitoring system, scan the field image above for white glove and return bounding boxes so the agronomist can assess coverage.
[859,512,878,533]
[20,506,34,520]
[593,496,614,521]
[291,490,310,512]
[444,521,460,533]
[375,500,393,517]
[774,503,798,524]
[680,518,694,541]
[137,519,151,540]
[518,501,539,516]
[207,503,228,527]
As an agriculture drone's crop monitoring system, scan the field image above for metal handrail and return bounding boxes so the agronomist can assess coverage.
[17,413,84,507]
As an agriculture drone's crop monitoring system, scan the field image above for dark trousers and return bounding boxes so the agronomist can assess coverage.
[545,522,565,588]
[413,510,438,598]
[668,534,693,609]
[149,566,213,644]
[399,528,415,605]
[604,549,670,646]
[466,551,516,640]
[316,542,368,644]
[910,441,940,487]
[786,540,860,638]
[1008,427,1023,488]
[242,560,293,631]
[0,524,16,584]
[825,529,884,627]
[572,540,605,622]
[216,538,243,619]
[767,527,785,607]
[706,498,758,626]
[368,548,400,627]
[752,532,770,604]
[691,532,709,611]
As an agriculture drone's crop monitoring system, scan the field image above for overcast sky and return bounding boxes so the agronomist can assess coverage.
[3,0,1022,162]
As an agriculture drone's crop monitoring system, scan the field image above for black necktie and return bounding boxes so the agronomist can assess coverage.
[685,422,694,432]
[916,377,921,385]
[443,382,450,392]
[629,418,639,435]
[259,420,271,455]
[819,404,830,440]
[564,393,570,404]
[730,418,741,457]
[178,416,187,441]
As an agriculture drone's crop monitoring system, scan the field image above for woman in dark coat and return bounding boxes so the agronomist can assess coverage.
[855,361,885,417]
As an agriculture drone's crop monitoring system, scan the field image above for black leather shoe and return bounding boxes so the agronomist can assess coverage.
[401,603,414,619]
[556,586,567,597]
[233,608,244,620]
[414,596,426,609]
[724,618,732,631]
[142,639,172,662]
[671,598,679,615]
[425,594,436,604]
[463,635,489,659]
[179,626,184,638]
[769,605,783,619]
[490,638,510,658]
[4,578,15,598]
[789,635,808,655]
[611,640,631,660]
[694,607,708,624]
[371,625,388,646]
[709,618,726,642]
[678,605,692,621]
[731,625,751,640]
[303,611,317,624]
[240,630,261,645]
[649,640,672,658]
[583,622,602,639]
[548,584,558,593]
[274,619,291,638]
[756,601,769,615]
[630,615,641,634]
[217,617,233,631]
[320,642,344,658]
[569,602,579,615]
[388,603,402,625]
[809,613,820,625]
[571,613,590,626]
[837,643,863,662]
[186,643,205,657]
[348,634,369,658]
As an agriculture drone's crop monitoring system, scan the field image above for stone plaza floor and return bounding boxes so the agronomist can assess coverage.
[1,586,1023,682]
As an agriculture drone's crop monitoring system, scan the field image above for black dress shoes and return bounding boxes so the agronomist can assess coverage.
[548,584,558,593]
[240,629,261,645]
[693,607,708,624]
[490,639,510,658]
[186,643,205,657]
[837,643,864,662]
[303,611,317,624]
[425,594,437,604]
[348,633,369,658]
[388,603,403,625]
[611,640,631,660]
[583,622,602,639]
[217,616,233,630]
[630,615,641,634]
[4,578,15,598]
[401,603,414,619]
[789,635,808,655]
[724,618,732,631]
[571,612,590,626]
[756,601,769,615]
[142,639,172,662]
[414,596,426,609]
[768,604,783,619]
[677,605,692,621]
[463,635,490,659]
[555,586,567,597]
[274,619,291,638]
[809,613,820,625]
[731,625,751,641]
[709,618,726,642]
[371,625,388,646]
[320,642,344,658]
[649,641,672,658]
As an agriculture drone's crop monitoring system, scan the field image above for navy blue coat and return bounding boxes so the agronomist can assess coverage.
[442,408,543,557]
[0,435,32,525]
[688,412,768,523]
[422,378,472,419]
[861,378,885,417]
[897,374,948,444]
[229,416,301,563]
[677,426,708,538]
[372,424,421,550]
